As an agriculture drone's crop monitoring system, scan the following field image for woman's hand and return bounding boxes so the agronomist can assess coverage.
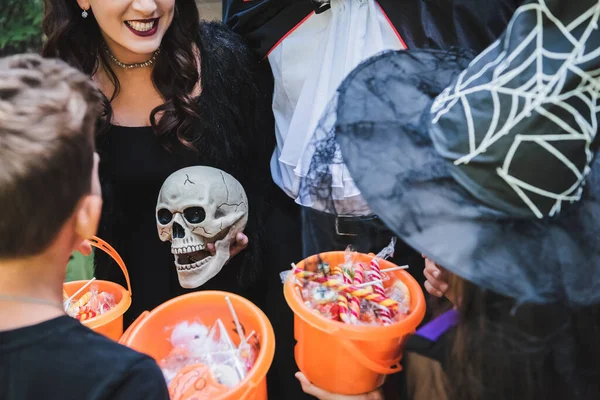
[206,232,249,258]
[295,372,383,400]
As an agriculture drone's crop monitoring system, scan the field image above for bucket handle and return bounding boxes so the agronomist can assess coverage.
[340,339,403,375]
[88,236,132,296]
[119,311,149,345]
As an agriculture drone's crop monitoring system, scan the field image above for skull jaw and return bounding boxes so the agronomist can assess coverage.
[175,243,231,289]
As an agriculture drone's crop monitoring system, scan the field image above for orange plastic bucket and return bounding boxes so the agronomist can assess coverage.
[119,291,275,400]
[284,251,426,395]
[63,236,131,341]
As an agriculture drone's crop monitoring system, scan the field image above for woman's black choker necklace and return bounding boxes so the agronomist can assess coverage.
[102,42,161,69]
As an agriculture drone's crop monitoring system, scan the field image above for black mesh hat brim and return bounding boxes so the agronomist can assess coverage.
[334,50,600,306]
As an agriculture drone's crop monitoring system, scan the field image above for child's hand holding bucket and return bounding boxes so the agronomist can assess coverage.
[295,373,383,400]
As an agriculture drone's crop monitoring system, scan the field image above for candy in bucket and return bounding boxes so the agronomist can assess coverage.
[283,246,427,395]
[63,278,116,321]
[159,296,260,400]
[281,239,412,326]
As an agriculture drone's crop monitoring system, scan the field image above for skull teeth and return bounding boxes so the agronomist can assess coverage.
[174,255,212,271]
[172,244,204,255]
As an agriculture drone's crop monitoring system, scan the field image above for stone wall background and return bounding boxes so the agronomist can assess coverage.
[197,0,222,21]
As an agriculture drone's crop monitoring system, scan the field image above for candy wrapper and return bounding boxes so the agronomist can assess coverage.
[64,284,116,320]
[280,270,293,284]
[386,280,411,315]
[171,320,209,349]
[159,304,260,399]
[168,364,230,400]
[238,334,258,372]
[287,238,412,326]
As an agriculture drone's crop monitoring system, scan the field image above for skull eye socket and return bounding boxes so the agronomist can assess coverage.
[184,207,206,224]
[157,209,173,225]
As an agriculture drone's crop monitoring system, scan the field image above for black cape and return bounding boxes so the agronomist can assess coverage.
[223,0,525,58]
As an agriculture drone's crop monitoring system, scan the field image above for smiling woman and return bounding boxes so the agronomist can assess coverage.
[76,0,174,64]
[42,0,200,133]
[41,0,279,326]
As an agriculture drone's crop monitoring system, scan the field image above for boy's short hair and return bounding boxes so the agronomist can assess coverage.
[0,54,102,258]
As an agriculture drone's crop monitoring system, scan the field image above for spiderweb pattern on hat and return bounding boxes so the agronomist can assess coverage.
[430,0,600,219]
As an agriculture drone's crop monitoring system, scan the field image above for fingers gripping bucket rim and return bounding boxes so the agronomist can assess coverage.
[283,252,427,395]
[120,291,276,400]
[63,236,131,341]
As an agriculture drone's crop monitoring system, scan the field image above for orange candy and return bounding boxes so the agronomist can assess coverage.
[76,311,97,321]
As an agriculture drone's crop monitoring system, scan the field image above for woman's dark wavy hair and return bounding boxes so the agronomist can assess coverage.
[448,277,600,400]
[42,0,201,149]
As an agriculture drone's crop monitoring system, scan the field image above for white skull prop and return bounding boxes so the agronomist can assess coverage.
[156,166,248,288]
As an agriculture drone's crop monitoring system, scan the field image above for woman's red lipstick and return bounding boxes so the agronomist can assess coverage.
[125,18,159,37]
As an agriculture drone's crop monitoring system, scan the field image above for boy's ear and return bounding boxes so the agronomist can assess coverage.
[74,194,103,245]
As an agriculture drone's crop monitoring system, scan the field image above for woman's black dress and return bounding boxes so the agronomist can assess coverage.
[94,21,301,327]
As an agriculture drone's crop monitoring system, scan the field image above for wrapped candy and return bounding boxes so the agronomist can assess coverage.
[368,241,395,325]
[291,240,413,327]
[293,267,400,309]
[386,280,411,317]
[161,319,248,388]
[349,262,364,324]
[301,281,341,320]
[316,257,331,275]
[315,302,340,321]
[161,347,192,384]
[75,311,97,321]
[171,321,209,349]
[239,331,258,371]
[159,299,261,399]
[64,283,117,321]
[74,291,93,309]
[96,291,115,315]
[358,299,379,325]
[332,264,350,323]
[309,285,338,305]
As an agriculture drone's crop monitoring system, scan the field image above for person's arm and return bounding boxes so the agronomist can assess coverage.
[108,358,170,400]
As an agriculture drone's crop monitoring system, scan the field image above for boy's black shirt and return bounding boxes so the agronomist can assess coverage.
[0,316,169,400]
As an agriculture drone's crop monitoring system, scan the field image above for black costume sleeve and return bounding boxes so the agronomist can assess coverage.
[222,0,314,58]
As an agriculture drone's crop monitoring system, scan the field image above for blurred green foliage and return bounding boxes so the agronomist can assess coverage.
[0,0,44,56]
